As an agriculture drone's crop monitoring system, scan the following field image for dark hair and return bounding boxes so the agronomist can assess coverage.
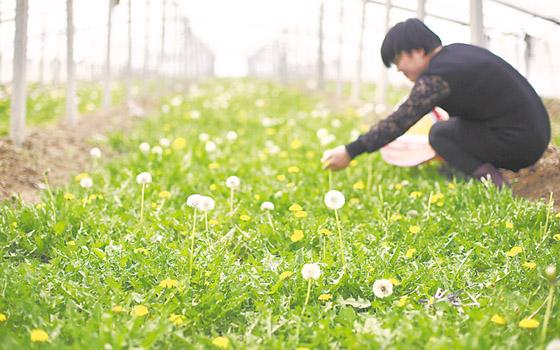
[380,18,442,67]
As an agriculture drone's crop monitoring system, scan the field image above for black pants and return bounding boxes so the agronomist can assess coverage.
[429,117,548,174]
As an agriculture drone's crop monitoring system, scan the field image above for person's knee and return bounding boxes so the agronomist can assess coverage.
[428,121,449,151]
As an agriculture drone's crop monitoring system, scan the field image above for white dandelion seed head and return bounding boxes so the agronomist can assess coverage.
[324,190,345,210]
[136,172,152,185]
[205,141,217,153]
[139,142,150,154]
[226,176,240,189]
[186,194,203,209]
[546,264,557,280]
[199,133,210,142]
[301,263,321,281]
[546,339,560,350]
[316,128,329,139]
[191,110,201,119]
[372,279,393,298]
[151,146,163,155]
[199,196,215,212]
[80,177,93,188]
[260,201,274,211]
[90,147,102,159]
[159,138,171,148]
[226,131,238,141]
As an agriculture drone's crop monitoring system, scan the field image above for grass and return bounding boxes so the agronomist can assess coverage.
[0,79,558,349]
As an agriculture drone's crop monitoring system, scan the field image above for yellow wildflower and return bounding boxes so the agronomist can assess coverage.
[36,203,45,209]
[288,166,300,173]
[265,128,276,135]
[212,336,229,349]
[394,183,403,190]
[254,194,261,200]
[409,225,421,234]
[319,228,332,236]
[491,314,506,325]
[350,198,360,206]
[405,248,417,258]
[522,262,536,270]
[290,139,302,149]
[390,213,403,221]
[209,219,219,226]
[388,278,400,286]
[132,305,149,317]
[0,313,6,322]
[291,230,304,242]
[429,193,444,204]
[67,241,76,246]
[289,203,303,211]
[240,215,251,222]
[448,183,456,190]
[169,314,186,325]
[396,296,408,307]
[64,193,75,200]
[353,181,365,190]
[350,160,358,167]
[276,174,286,181]
[506,246,523,257]
[112,305,123,313]
[410,191,422,199]
[553,234,560,241]
[318,294,332,301]
[171,137,187,149]
[210,184,218,191]
[505,221,514,229]
[158,191,171,199]
[296,347,310,350]
[208,162,220,170]
[279,271,293,280]
[135,247,148,255]
[30,329,49,342]
[159,279,179,288]
[75,172,89,181]
[305,151,315,159]
[294,211,308,218]
[519,318,539,329]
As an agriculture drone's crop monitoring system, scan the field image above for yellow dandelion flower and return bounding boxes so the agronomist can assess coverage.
[240,215,251,222]
[159,279,179,288]
[112,305,123,313]
[36,203,45,209]
[294,210,308,218]
[519,318,539,329]
[0,313,6,322]
[151,203,158,209]
[491,314,506,325]
[305,151,315,159]
[289,203,303,211]
[208,162,220,170]
[296,347,310,350]
[165,149,172,155]
[553,234,560,241]
[390,213,403,221]
[279,271,293,280]
[429,193,444,204]
[210,184,218,191]
[437,201,444,207]
[67,241,76,246]
[159,191,171,199]
[279,151,288,158]
[132,305,149,317]
[169,314,186,325]
[395,183,403,190]
[276,174,286,181]
[265,128,276,135]
[318,294,332,301]
[171,137,187,150]
[254,194,261,200]
[319,228,332,236]
[410,191,423,199]
[288,166,300,173]
[212,336,229,349]
[406,248,417,258]
[291,230,304,242]
[506,246,523,257]
[396,296,408,307]
[409,225,421,234]
[350,198,360,206]
[522,262,536,269]
[10,222,17,228]
[134,247,148,255]
[209,219,219,226]
[448,183,456,190]
[353,181,365,190]
[75,172,89,181]
[64,193,75,200]
[30,329,49,343]
[287,182,295,188]
[290,139,302,149]
[388,278,400,286]
[505,221,514,229]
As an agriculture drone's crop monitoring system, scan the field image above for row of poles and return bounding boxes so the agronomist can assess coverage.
[246,0,509,106]
[8,0,215,147]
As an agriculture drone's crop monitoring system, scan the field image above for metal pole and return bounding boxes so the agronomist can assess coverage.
[316,0,324,92]
[335,0,344,97]
[143,0,150,90]
[160,0,167,73]
[352,0,366,101]
[103,0,113,109]
[375,0,391,107]
[39,16,46,83]
[10,0,28,147]
[417,0,426,21]
[126,0,132,105]
[66,0,77,125]
[470,0,485,47]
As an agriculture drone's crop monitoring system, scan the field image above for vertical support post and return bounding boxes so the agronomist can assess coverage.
[66,0,77,125]
[335,0,344,97]
[126,0,132,106]
[375,0,391,108]
[316,0,324,92]
[417,0,426,21]
[103,0,114,109]
[470,0,485,47]
[352,0,367,101]
[11,0,28,147]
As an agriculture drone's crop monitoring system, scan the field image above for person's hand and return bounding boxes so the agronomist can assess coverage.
[322,145,351,171]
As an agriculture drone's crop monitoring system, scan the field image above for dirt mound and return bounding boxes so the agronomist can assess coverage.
[0,103,145,204]
[503,145,560,209]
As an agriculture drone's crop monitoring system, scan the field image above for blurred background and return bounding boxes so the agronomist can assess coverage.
[1,0,559,145]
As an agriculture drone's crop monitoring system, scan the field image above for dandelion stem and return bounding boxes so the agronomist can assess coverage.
[140,184,145,223]
[43,173,57,219]
[205,212,208,232]
[188,208,197,282]
[229,188,234,214]
[334,209,346,268]
[328,170,333,190]
[541,283,556,346]
[267,212,275,233]
[301,279,312,317]
[426,191,433,220]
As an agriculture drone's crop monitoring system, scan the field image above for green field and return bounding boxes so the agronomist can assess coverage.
[0,80,558,349]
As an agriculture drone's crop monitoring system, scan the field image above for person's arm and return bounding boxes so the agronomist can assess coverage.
[344,75,451,159]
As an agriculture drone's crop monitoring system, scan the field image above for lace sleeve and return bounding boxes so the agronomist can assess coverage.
[345,75,451,158]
